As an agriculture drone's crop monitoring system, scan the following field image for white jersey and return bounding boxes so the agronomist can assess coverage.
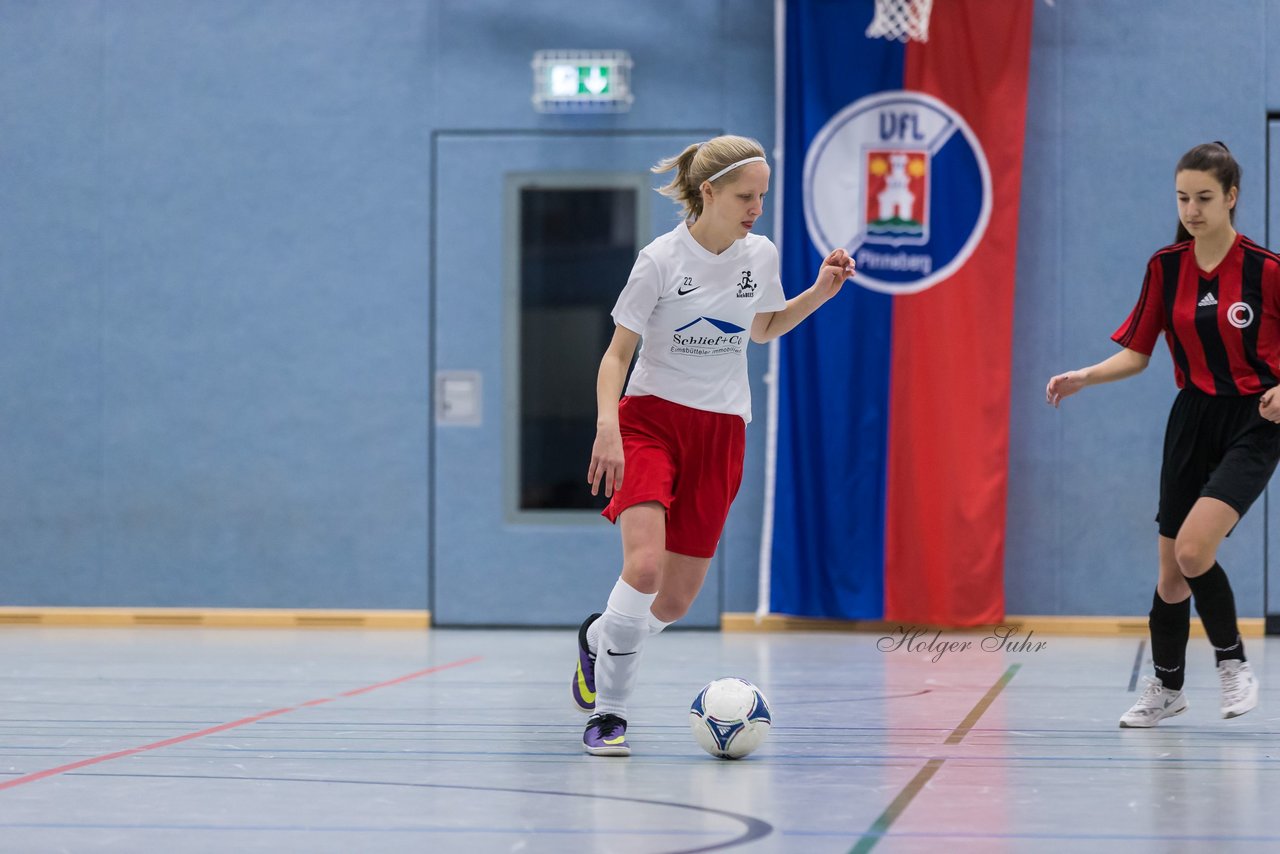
[611,222,787,422]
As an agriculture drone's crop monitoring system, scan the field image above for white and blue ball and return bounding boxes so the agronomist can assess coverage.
[689,677,772,759]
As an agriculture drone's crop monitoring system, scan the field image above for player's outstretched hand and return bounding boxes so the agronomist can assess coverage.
[1260,387,1280,423]
[815,249,856,299]
[588,427,625,498]
[1045,371,1087,408]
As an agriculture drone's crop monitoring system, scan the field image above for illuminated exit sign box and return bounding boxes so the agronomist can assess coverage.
[532,50,634,113]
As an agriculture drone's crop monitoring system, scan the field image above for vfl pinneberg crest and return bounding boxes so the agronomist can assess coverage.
[865,151,928,243]
[803,91,991,295]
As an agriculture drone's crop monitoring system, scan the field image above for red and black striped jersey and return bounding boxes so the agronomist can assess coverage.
[1112,234,1280,395]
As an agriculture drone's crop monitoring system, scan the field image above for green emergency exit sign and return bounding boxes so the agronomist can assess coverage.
[532,51,633,113]
[549,64,611,97]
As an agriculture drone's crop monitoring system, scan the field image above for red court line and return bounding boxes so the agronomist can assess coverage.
[0,655,482,792]
[338,662,483,698]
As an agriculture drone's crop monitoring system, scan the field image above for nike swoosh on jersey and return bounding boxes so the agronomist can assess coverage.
[606,649,637,656]
[677,285,699,295]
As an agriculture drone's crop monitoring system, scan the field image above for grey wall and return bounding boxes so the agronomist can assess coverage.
[0,0,775,611]
[1007,0,1278,617]
[2,0,438,607]
[3,0,1280,618]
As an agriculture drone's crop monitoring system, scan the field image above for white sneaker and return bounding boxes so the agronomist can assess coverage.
[1217,660,1258,718]
[1119,677,1188,728]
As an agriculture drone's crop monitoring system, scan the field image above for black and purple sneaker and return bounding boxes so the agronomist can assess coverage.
[583,712,629,756]
[572,612,601,714]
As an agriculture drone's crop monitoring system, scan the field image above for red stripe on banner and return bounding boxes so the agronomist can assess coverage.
[884,1,1033,625]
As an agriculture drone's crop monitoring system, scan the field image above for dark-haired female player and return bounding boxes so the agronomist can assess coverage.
[1047,141,1280,727]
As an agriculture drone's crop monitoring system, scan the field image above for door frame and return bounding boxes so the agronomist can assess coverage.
[427,128,723,624]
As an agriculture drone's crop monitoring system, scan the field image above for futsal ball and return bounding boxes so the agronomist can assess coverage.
[689,677,772,759]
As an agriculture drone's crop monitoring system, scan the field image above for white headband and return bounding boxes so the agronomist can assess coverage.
[705,156,766,184]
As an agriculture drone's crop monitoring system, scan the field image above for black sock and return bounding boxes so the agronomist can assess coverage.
[1185,562,1246,664]
[1148,588,1190,691]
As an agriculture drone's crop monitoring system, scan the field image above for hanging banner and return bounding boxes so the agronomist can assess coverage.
[769,0,1033,625]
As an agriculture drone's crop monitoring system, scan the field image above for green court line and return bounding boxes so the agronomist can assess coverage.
[945,662,1022,745]
[848,663,1021,853]
[848,758,945,854]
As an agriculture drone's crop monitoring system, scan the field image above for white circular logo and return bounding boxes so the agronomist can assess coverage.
[802,90,992,295]
[1228,302,1254,329]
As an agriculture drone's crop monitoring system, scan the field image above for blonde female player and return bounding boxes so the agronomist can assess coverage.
[570,135,856,756]
[1047,142,1280,727]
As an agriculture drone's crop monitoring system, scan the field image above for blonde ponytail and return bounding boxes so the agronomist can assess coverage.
[653,135,766,220]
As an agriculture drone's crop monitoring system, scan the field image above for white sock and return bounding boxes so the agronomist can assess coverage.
[593,578,657,719]
[648,612,674,636]
[588,608,674,651]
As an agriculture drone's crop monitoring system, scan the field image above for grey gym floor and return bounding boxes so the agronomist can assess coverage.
[0,626,1276,853]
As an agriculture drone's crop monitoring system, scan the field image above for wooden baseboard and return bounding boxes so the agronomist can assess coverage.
[721,612,1266,638]
[0,608,1264,637]
[0,608,431,629]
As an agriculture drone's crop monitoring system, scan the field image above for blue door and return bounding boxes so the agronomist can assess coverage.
[431,132,723,627]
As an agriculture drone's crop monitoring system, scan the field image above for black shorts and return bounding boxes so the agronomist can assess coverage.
[1157,386,1280,538]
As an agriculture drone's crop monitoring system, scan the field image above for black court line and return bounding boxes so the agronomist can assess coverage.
[848,664,1021,854]
[59,772,773,853]
[1129,639,1146,692]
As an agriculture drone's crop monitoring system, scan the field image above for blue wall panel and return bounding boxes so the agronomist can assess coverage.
[0,0,773,611]
[3,0,1280,617]
[1007,0,1270,616]
[2,1,433,607]
[1,2,107,602]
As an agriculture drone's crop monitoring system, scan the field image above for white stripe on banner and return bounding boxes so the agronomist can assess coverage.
[756,0,787,622]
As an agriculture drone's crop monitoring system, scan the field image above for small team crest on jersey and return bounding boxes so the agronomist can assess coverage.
[1228,302,1254,329]
[803,90,991,295]
[736,270,757,298]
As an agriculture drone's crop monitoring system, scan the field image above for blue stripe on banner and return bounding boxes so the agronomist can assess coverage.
[769,0,903,619]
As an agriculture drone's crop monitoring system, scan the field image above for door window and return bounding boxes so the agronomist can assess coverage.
[514,181,644,514]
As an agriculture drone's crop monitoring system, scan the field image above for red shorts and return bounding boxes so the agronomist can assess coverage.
[602,395,746,558]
